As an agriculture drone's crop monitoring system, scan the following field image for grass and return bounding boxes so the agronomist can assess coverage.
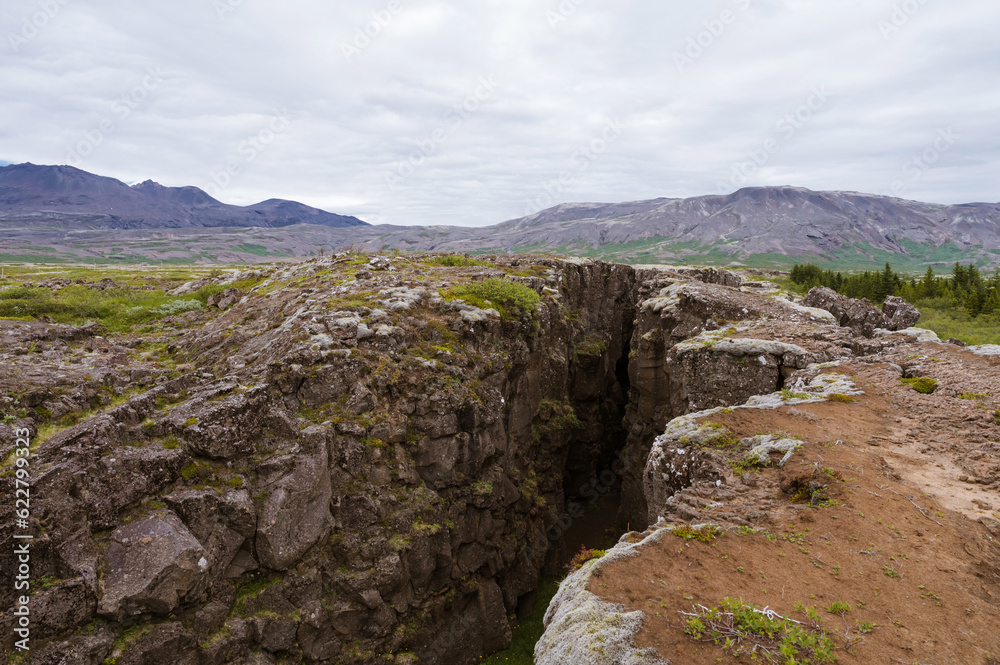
[0,277,256,332]
[912,299,1000,346]
[479,576,561,665]
[428,254,489,267]
[445,277,541,320]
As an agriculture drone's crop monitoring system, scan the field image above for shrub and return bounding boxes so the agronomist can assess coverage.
[566,545,606,571]
[429,254,487,267]
[156,299,203,316]
[448,278,541,319]
[673,524,724,542]
[684,598,836,664]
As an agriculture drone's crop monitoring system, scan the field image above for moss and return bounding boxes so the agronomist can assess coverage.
[532,399,581,443]
[231,575,282,618]
[183,416,198,427]
[900,377,938,394]
[825,393,857,403]
[472,480,494,496]
[573,333,608,359]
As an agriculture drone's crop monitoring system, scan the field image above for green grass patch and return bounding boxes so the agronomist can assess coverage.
[427,254,489,267]
[0,278,239,332]
[444,277,541,320]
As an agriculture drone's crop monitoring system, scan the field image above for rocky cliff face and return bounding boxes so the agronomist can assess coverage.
[0,254,712,665]
[5,254,992,664]
[535,280,1000,663]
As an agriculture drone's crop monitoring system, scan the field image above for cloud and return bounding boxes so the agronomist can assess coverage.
[1,0,997,226]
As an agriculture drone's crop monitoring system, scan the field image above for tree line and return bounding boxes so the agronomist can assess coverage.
[790,261,1000,318]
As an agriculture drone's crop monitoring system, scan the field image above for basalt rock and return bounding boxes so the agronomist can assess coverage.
[882,294,921,329]
[802,287,921,337]
[0,256,925,664]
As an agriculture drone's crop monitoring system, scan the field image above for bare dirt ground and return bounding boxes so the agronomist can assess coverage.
[590,341,1000,663]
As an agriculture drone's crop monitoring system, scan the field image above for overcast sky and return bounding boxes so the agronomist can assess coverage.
[1,1,997,226]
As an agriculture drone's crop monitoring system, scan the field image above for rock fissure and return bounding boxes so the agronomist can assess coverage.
[1,255,922,665]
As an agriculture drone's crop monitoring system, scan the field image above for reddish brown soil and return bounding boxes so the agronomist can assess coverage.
[590,344,1000,663]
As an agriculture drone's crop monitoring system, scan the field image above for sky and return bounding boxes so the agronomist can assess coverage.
[1,1,998,226]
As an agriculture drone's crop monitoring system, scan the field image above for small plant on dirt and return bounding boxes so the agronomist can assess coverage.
[565,545,606,571]
[673,524,724,543]
[826,394,856,403]
[827,601,850,616]
[900,377,938,394]
[682,598,836,664]
[779,389,812,401]
[956,391,988,401]
[882,563,902,579]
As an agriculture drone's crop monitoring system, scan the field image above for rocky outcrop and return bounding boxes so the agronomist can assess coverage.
[882,295,921,329]
[533,531,670,665]
[0,255,933,664]
[803,287,921,337]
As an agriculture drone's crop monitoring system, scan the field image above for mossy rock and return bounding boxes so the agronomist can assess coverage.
[900,377,938,394]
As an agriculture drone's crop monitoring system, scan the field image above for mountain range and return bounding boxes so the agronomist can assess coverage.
[0,163,367,230]
[1,163,998,270]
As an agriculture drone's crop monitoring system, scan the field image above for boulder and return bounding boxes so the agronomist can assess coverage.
[207,288,245,309]
[33,577,97,640]
[98,512,209,618]
[802,287,886,337]
[117,623,199,665]
[882,295,921,329]
[255,443,332,570]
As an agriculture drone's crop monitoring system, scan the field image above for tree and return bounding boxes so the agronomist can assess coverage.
[920,266,937,299]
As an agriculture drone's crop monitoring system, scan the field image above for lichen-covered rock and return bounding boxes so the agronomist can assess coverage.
[803,286,887,337]
[534,530,671,665]
[882,295,920,329]
[98,512,209,618]
[643,368,863,524]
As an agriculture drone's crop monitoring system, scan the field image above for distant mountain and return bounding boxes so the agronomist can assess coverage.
[1,169,997,270]
[0,163,367,229]
[476,186,1000,267]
